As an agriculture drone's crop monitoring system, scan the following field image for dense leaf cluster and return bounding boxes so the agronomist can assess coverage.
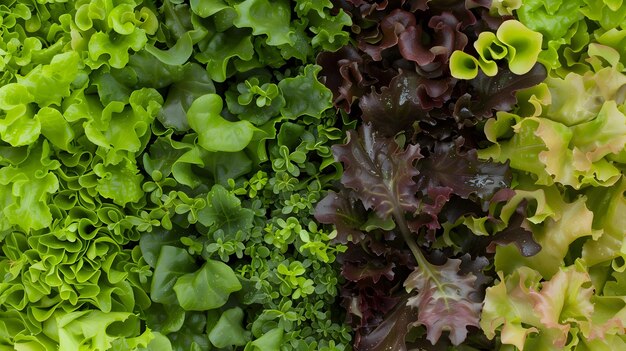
[477,1,626,348]
[0,0,355,350]
[313,0,548,349]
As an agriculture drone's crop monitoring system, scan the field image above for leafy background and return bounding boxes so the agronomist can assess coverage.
[0,0,625,351]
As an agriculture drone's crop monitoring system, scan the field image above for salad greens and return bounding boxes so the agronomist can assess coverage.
[1,0,625,350]
[0,0,353,350]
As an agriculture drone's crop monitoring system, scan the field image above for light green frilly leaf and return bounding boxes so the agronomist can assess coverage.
[495,196,601,278]
[450,51,485,80]
[88,29,148,69]
[190,0,229,17]
[481,262,598,351]
[36,107,74,151]
[582,177,626,267]
[93,158,145,206]
[196,27,254,82]
[0,141,60,231]
[17,51,80,107]
[490,0,522,16]
[45,311,152,351]
[473,31,504,75]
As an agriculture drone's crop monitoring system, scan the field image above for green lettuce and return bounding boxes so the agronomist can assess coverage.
[479,66,626,189]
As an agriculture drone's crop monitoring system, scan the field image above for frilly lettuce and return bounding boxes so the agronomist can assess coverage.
[0,0,351,349]
[482,261,626,350]
[0,141,60,232]
[479,65,626,189]
[516,0,586,73]
[582,177,626,267]
[450,20,542,79]
[495,194,600,278]
[192,0,350,82]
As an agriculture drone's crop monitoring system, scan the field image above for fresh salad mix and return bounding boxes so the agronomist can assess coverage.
[0,0,624,350]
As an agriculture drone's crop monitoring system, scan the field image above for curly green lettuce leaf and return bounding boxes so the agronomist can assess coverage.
[0,141,60,231]
[481,261,625,351]
[17,51,80,107]
[45,311,153,351]
[87,29,148,69]
[93,157,145,206]
[490,0,522,16]
[495,196,600,278]
[83,88,163,159]
[195,27,255,82]
[582,176,626,267]
[580,0,626,30]
[36,107,74,151]
[145,32,195,66]
[480,67,626,188]
[190,0,230,17]
[516,0,585,71]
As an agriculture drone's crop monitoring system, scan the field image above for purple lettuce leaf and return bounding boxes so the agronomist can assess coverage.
[316,46,369,112]
[314,188,367,244]
[333,123,422,219]
[486,201,542,257]
[453,63,547,121]
[341,244,397,283]
[356,295,414,351]
[416,140,512,201]
[404,258,482,346]
[359,70,454,137]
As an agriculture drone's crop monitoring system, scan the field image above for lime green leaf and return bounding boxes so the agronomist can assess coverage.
[208,307,251,347]
[233,0,293,46]
[93,158,144,206]
[173,260,242,311]
[497,20,543,75]
[450,51,481,80]
[36,107,74,151]
[17,52,80,107]
[190,0,230,17]
[197,184,255,236]
[495,196,600,278]
[187,94,256,152]
[278,65,332,119]
[196,28,254,82]
[145,32,194,66]
[151,246,197,305]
